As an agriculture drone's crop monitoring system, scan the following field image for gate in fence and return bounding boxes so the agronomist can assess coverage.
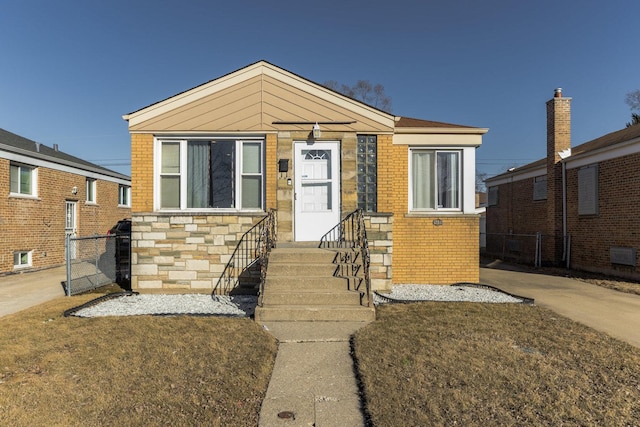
[482,232,571,268]
[64,234,130,296]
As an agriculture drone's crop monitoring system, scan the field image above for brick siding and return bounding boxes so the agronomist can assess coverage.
[0,158,130,273]
[566,153,640,279]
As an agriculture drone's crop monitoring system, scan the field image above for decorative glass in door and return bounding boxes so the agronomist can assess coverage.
[300,149,332,212]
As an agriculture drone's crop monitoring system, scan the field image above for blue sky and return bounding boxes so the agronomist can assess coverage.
[1,0,638,178]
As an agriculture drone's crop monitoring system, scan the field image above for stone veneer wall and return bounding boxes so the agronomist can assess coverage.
[131,213,266,291]
[365,213,393,292]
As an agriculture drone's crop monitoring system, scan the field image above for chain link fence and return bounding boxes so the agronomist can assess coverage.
[64,234,130,296]
[482,232,572,268]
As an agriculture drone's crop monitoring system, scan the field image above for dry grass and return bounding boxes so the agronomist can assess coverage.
[354,302,640,427]
[0,293,277,427]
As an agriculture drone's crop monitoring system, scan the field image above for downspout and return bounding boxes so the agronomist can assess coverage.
[562,160,567,265]
[558,148,571,268]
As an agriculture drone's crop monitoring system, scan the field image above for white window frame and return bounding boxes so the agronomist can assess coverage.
[118,185,131,207]
[86,178,97,204]
[408,148,462,212]
[14,250,32,269]
[9,162,38,197]
[154,137,265,212]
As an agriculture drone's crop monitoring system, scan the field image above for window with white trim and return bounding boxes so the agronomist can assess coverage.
[119,185,131,206]
[86,178,96,203]
[158,139,264,210]
[10,162,37,196]
[14,251,32,268]
[410,149,461,211]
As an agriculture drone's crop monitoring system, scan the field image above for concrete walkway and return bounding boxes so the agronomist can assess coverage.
[258,321,369,427]
[0,265,67,318]
[480,260,640,348]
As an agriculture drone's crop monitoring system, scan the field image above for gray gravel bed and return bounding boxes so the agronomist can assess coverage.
[71,284,522,318]
[374,284,523,304]
[72,294,257,318]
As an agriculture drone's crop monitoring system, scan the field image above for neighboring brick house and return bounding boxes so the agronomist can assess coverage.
[485,89,640,280]
[0,128,132,274]
[123,61,488,291]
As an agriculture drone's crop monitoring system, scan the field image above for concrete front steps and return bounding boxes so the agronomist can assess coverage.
[254,245,375,322]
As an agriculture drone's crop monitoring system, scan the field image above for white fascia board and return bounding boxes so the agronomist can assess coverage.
[565,138,640,170]
[0,150,131,185]
[124,64,265,127]
[394,127,488,135]
[485,166,546,187]
[394,133,484,146]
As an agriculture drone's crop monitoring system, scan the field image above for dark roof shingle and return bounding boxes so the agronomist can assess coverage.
[0,128,130,180]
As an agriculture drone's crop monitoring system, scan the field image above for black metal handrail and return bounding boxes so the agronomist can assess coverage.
[319,209,372,306]
[258,209,277,306]
[213,209,277,297]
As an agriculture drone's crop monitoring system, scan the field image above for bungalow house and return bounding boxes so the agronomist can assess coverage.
[0,128,131,274]
[123,61,488,293]
[485,89,640,280]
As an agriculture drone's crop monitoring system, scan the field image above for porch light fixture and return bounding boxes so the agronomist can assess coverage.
[312,122,321,138]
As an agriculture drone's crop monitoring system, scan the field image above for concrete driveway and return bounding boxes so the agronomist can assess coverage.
[0,266,67,318]
[480,261,640,348]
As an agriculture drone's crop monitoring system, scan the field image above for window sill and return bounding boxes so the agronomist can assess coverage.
[85,202,98,206]
[405,211,471,218]
[155,209,266,216]
[9,193,40,201]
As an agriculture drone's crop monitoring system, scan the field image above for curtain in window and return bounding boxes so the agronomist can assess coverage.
[412,151,434,209]
[437,152,459,209]
[187,142,210,208]
[210,141,235,208]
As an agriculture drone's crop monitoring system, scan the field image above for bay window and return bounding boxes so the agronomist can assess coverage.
[158,138,264,210]
[410,149,461,211]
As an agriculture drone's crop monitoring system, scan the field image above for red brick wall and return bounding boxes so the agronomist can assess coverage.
[0,158,131,273]
[566,153,640,279]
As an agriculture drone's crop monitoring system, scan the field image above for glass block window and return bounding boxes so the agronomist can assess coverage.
[357,135,377,212]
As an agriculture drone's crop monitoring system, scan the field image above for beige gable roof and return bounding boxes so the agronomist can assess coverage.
[124,61,396,134]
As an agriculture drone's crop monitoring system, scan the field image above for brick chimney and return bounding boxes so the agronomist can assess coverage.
[546,88,571,264]
[547,88,571,161]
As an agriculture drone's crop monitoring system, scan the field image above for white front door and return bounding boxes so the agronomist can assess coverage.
[294,141,341,241]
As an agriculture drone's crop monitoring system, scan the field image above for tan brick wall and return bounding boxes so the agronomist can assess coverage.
[131,133,154,212]
[377,134,479,284]
[0,158,130,273]
[393,215,479,284]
